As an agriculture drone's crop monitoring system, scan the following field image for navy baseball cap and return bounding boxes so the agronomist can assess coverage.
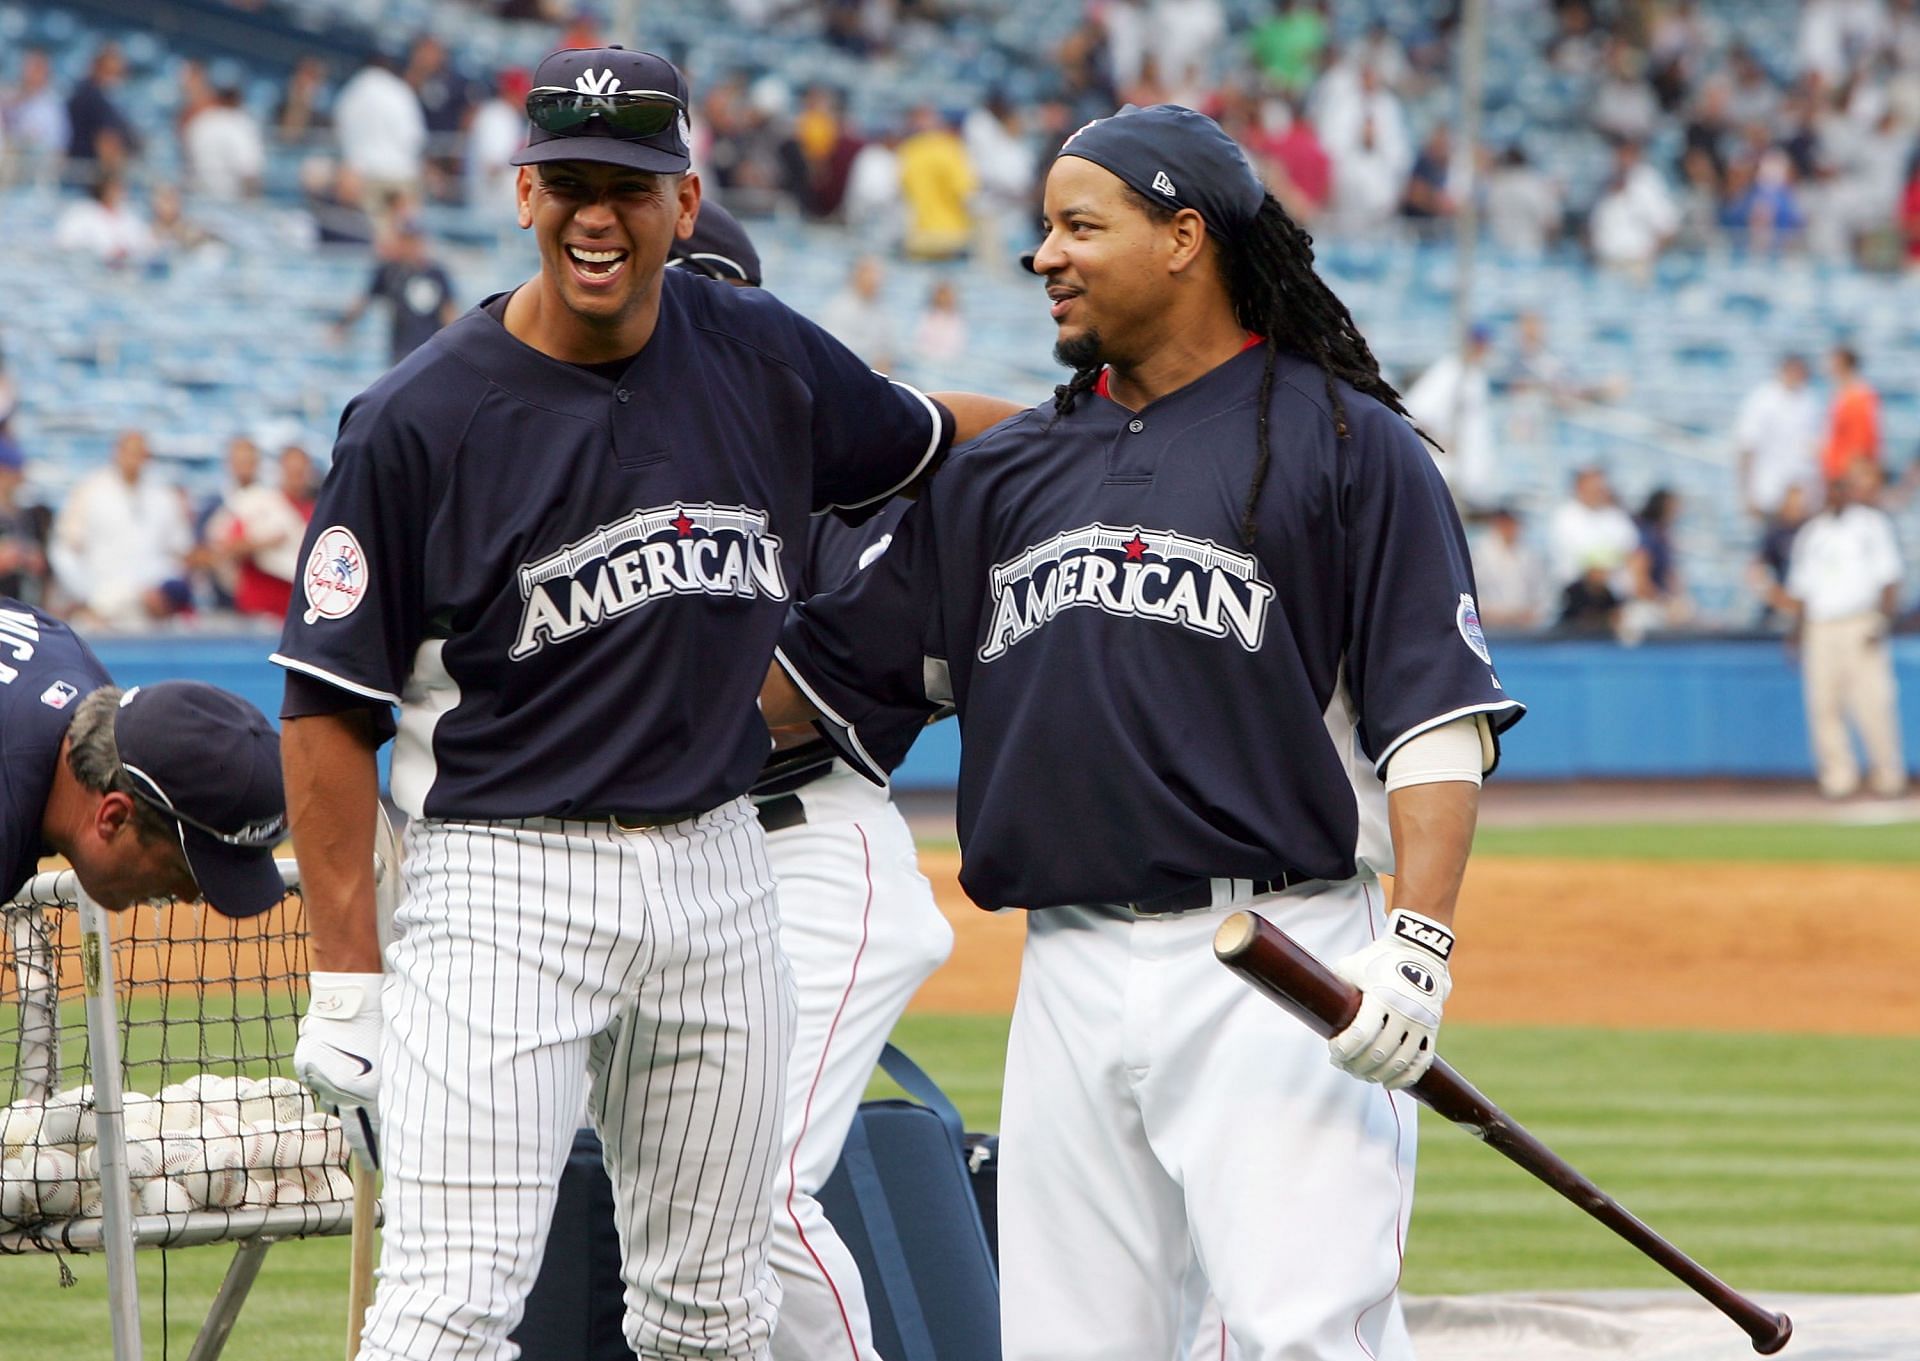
[668,201,762,286]
[1054,104,1265,243]
[114,683,288,918]
[511,46,692,174]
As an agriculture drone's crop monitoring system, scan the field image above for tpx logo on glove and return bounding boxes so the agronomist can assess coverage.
[1398,961,1439,994]
[1392,911,1455,961]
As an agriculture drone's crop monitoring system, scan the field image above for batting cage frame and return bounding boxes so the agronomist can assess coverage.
[1,858,378,1361]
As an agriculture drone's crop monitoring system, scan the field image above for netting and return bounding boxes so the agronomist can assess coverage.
[0,864,355,1253]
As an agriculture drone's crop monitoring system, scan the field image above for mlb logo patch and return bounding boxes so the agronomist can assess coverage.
[40,680,78,710]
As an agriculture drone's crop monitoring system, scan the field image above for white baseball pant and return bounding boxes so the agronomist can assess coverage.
[359,804,796,1361]
[998,878,1418,1361]
[762,764,955,1361]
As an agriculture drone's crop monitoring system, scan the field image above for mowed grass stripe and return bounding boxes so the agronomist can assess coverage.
[1472,819,1920,862]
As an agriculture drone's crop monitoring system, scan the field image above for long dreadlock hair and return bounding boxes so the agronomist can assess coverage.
[1051,188,1428,547]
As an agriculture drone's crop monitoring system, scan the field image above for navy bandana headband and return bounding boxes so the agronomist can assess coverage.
[1055,103,1266,241]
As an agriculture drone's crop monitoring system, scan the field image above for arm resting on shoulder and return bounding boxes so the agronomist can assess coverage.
[283,710,384,973]
[930,391,1026,444]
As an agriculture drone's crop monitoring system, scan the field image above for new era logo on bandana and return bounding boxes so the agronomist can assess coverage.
[304,526,368,625]
[979,523,1275,661]
[1152,170,1177,196]
[512,502,787,658]
[574,68,621,95]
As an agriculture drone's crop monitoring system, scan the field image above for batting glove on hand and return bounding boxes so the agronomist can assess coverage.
[294,971,384,1169]
[1328,910,1454,1091]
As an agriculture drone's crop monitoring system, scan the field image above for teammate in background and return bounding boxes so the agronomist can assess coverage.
[0,599,286,916]
[274,47,1016,1361]
[764,104,1524,1360]
[1784,465,1908,800]
[332,216,458,365]
[671,202,957,1361]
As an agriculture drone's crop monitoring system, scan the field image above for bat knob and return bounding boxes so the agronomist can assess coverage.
[1751,1312,1792,1355]
[1213,911,1258,958]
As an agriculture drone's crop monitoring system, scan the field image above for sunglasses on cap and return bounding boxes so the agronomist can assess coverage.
[122,764,287,850]
[525,87,685,138]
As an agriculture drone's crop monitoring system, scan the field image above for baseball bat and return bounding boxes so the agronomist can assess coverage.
[1212,910,1793,1356]
[345,1155,378,1359]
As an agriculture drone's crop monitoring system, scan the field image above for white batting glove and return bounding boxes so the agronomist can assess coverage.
[1328,911,1454,1091]
[294,971,385,1169]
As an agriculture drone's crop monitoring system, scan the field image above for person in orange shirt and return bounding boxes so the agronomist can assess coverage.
[1822,345,1880,481]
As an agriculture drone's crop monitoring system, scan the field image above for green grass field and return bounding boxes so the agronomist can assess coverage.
[1470,819,1920,863]
[1,1019,1913,1357]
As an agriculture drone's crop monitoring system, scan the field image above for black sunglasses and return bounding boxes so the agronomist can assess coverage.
[123,764,286,849]
[525,87,685,138]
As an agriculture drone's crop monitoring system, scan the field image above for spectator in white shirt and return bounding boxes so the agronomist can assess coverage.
[465,67,529,216]
[333,54,427,201]
[1734,355,1823,518]
[53,176,158,268]
[818,256,898,373]
[1485,145,1563,254]
[50,430,193,629]
[3,48,69,181]
[1472,507,1550,629]
[1403,324,1498,507]
[1590,140,1680,280]
[184,86,266,199]
[1785,466,1908,798]
[1325,115,1407,238]
[1547,465,1641,595]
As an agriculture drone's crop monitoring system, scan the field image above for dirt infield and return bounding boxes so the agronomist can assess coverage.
[907,852,1920,1036]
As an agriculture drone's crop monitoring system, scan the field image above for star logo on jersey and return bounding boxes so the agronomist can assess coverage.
[573,68,622,96]
[511,502,787,659]
[978,523,1275,662]
[39,680,78,710]
[302,526,369,625]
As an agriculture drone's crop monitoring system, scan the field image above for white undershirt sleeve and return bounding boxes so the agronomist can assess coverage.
[1383,715,1489,793]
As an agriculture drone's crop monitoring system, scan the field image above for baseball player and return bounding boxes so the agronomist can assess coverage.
[763,105,1526,1360]
[273,47,1014,1361]
[0,597,286,917]
[670,204,958,1361]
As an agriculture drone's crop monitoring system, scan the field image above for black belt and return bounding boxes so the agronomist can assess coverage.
[599,809,703,832]
[754,793,807,834]
[1120,872,1310,916]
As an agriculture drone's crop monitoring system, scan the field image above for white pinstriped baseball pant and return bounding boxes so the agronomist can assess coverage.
[358,802,796,1361]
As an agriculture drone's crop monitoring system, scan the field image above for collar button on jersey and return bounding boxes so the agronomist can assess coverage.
[1127,418,1144,433]
[615,388,631,404]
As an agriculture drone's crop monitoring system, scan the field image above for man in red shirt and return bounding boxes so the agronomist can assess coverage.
[1822,345,1880,482]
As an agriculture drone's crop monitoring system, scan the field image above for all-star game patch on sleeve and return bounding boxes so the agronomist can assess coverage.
[1341,410,1525,772]
[777,495,947,782]
[781,307,953,517]
[270,389,434,707]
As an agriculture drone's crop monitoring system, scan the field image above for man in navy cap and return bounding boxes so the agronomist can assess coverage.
[765,104,1523,1359]
[276,44,1017,1361]
[668,199,763,286]
[1,598,286,917]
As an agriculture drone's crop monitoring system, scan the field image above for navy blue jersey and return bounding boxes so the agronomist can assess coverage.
[749,500,921,797]
[0,601,112,900]
[273,268,951,820]
[778,347,1525,909]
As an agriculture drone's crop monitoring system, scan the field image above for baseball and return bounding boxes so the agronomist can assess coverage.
[260,1076,315,1123]
[267,1175,308,1207]
[31,1147,93,1219]
[0,1158,36,1224]
[119,1093,163,1139]
[157,1085,204,1134]
[37,1088,90,1146]
[306,1164,355,1203]
[0,1102,43,1152]
[171,1135,247,1210]
[136,1178,195,1216]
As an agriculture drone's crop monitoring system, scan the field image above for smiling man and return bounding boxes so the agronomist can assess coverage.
[763,105,1526,1359]
[273,45,1015,1361]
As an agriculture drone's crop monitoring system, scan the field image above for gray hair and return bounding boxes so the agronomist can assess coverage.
[65,687,176,845]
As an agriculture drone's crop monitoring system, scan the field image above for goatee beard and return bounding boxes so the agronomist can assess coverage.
[1054,329,1104,372]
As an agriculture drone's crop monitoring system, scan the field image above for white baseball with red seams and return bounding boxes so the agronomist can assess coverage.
[758,763,953,1361]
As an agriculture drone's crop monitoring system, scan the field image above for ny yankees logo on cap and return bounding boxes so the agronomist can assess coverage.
[574,68,621,95]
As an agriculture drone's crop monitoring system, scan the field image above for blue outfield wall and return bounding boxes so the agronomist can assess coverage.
[91,633,1920,789]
